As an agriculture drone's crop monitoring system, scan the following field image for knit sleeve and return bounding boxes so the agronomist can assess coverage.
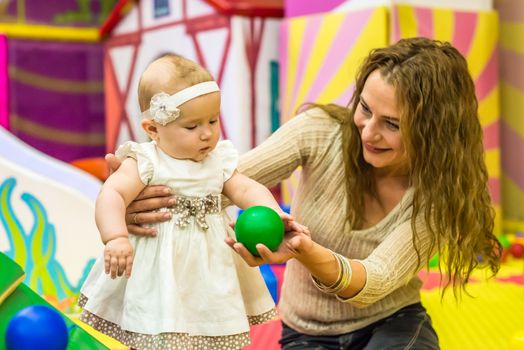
[339,214,434,308]
[237,108,339,189]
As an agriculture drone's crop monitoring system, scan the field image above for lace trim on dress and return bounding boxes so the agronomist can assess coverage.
[78,294,277,350]
[248,308,278,326]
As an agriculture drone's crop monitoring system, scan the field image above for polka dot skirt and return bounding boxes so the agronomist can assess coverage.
[78,294,277,349]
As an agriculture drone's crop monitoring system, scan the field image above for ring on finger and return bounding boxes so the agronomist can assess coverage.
[133,213,139,225]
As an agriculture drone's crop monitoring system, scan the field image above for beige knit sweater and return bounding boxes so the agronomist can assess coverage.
[236,108,434,335]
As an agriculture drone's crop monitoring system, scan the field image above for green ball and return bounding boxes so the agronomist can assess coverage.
[428,254,439,268]
[498,234,511,249]
[235,206,284,256]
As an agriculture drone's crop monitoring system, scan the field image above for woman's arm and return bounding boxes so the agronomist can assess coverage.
[340,216,433,307]
[228,230,366,298]
[295,242,367,299]
[235,115,307,188]
[231,217,431,305]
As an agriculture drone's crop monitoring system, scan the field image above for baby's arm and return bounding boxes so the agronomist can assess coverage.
[96,157,146,278]
[223,171,281,213]
[222,171,308,234]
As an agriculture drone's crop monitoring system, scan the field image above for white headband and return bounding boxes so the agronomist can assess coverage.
[144,81,220,126]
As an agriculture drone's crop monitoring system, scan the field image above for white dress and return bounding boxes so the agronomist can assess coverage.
[79,140,276,350]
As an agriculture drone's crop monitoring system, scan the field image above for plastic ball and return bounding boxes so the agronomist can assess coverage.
[428,254,439,268]
[235,206,284,256]
[498,234,511,249]
[510,243,524,259]
[5,305,69,350]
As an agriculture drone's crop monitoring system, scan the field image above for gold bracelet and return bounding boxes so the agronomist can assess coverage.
[311,256,342,292]
[333,252,352,294]
[311,251,352,295]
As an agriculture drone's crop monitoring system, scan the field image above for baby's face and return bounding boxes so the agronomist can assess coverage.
[156,91,221,162]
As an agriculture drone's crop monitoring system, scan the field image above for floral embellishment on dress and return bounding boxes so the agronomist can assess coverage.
[149,92,181,125]
[169,194,220,230]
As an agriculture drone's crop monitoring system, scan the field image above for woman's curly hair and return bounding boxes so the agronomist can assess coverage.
[316,37,501,296]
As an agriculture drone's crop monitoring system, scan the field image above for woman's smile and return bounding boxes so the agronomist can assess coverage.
[364,143,391,153]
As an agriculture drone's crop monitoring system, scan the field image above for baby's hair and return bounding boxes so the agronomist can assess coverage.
[138,53,214,112]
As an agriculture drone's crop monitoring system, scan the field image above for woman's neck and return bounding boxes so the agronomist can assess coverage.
[360,174,409,229]
[373,171,409,189]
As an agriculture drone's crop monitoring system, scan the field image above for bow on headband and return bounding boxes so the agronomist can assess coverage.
[144,81,220,126]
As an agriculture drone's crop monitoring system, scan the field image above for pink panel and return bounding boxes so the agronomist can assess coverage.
[475,48,498,101]
[333,83,355,106]
[414,7,434,38]
[0,35,7,129]
[452,11,477,56]
[304,9,373,103]
[270,263,286,301]
[246,320,281,350]
[285,0,348,18]
[391,6,401,42]
[289,16,323,114]
[245,264,286,350]
[500,47,524,91]
[495,0,524,22]
[501,120,524,191]
[489,177,500,204]
[279,21,289,115]
[483,121,500,150]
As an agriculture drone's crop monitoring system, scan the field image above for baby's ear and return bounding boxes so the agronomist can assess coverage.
[141,119,159,141]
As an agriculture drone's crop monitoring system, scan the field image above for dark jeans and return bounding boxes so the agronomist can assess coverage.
[279,303,439,350]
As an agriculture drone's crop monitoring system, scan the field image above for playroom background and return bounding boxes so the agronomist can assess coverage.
[0,0,523,349]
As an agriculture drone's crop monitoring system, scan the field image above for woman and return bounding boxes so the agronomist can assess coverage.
[109,37,501,349]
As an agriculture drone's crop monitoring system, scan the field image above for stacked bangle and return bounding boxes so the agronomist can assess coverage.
[311,251,352,295]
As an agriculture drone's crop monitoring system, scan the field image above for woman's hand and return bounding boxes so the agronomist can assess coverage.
[225,214,312,267]
[125,186,175,235]
[106,153,175,236]
[280,212,309,235]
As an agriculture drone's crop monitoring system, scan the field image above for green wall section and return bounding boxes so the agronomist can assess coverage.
[0,252,108,349]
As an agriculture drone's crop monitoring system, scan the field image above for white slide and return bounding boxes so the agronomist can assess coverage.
[0,127,103,299]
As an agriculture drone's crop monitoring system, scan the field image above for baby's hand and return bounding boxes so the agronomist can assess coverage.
[225,212,312,266]
[279,212,310,236]
[104,237,133,279]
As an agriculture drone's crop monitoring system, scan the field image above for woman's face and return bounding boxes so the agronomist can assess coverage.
[354,70,405,172]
